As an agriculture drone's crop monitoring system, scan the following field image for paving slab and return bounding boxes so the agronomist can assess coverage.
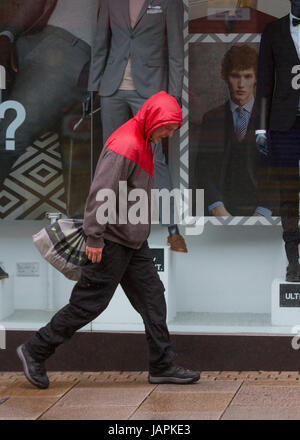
[156,381,242,393]
[0,385,9,395]
[134,391,235,414]
[0,380,77,398]
[244,380,300,386]
[0,397,58,420]
[46,382,155,408]
[130,411,222,420]
[222,406,300,420]
[40,404,137,420]
[231,384,300,408]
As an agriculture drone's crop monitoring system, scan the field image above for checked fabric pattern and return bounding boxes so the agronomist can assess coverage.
[235,107,248,141]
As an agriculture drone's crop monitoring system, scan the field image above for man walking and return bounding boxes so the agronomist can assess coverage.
[89,0,187,252]
[16,92,200,389]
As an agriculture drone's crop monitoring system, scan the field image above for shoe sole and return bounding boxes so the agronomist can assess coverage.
[169,249,188,254]
[167,244,188,254]
[16,345,49,390]
[148,375,200,384]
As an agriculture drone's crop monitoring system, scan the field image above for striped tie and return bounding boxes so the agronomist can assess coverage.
[235,107,248,141]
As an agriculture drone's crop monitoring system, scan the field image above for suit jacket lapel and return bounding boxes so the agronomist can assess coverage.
[121,0,132,31]
[133,0,151,29]
[281,14,300,63]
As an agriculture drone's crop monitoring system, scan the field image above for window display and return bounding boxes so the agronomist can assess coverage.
[1,0,300,339]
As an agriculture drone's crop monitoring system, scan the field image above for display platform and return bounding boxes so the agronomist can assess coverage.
[0,219,292,335]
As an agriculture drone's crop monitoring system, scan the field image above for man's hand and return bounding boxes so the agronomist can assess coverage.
[86,246,103,264]
[211,205,232,216]
[253,212,263,217]
[256,133,268,156]
[0,35,18,73]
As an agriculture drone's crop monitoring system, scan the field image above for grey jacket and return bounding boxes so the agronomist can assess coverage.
[88,0,184,98]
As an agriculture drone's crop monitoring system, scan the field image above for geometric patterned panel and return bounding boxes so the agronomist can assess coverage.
[0,132,67,220]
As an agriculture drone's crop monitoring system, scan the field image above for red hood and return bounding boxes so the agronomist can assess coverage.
[106,91,183,177]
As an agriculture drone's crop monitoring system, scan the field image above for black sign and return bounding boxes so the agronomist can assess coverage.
[280,284,300,307]
[150,248,164,272]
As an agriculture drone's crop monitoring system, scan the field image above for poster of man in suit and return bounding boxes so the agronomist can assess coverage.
[189,43,273,217]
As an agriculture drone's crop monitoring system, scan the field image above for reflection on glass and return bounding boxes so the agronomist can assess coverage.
[0,0,101,220]
[189,0,279,33]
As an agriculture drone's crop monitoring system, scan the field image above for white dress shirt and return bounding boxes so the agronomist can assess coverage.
[290,12,300,60]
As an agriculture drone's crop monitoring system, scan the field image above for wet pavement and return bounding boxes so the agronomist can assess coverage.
[1,371,300,420]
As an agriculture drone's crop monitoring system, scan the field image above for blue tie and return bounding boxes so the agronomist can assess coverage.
[235,107,248,141]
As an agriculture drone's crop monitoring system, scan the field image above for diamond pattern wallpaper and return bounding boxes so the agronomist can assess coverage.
[0,132,67,220]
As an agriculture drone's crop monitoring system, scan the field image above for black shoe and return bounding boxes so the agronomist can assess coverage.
[0,266,8,280]
[16,344,49,389]
[286,263,300,282]
[148,365,200,384]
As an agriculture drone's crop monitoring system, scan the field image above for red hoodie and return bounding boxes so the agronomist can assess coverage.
[106,91,183,177]
[83,91,182,250]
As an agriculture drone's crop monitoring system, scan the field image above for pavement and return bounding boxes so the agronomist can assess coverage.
[1,371,300,420]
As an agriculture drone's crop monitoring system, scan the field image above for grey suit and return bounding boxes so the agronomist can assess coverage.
[89,0,184,227]
[88,0,184,98]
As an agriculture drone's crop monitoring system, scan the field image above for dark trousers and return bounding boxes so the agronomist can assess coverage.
[269,122,300,264]
[26,240,174,374]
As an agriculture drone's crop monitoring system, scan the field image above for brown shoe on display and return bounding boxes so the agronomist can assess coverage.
[167,234,188,253]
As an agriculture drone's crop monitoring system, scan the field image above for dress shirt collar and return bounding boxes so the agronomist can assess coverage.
[229,96,254,114]
[290,12,300,27]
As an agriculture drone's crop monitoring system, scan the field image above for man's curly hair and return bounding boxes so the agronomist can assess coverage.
[221,45,258,82]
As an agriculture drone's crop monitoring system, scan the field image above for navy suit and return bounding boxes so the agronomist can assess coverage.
[191,100,270,216]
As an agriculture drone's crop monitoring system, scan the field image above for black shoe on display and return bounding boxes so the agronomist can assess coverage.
[148,365,200,384]
[0,266,9,280]
[16,344,49,389]
[286,264,300,282]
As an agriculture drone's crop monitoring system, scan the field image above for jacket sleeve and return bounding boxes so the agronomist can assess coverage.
[166,0,184,98]
[256,24,275,131]
[3,0,52,39]
[83,148,136,248]
[88,0,111,92]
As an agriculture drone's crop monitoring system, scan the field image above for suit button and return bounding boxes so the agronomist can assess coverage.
[130,35,134,39]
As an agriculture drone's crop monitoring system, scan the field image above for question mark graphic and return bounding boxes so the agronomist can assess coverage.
[0,100,26,151]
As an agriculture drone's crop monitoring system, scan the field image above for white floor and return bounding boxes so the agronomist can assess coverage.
[0,309,295,335]
[0,309,91,331]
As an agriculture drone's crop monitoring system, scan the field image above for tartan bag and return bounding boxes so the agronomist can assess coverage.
[32,218,88,281]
